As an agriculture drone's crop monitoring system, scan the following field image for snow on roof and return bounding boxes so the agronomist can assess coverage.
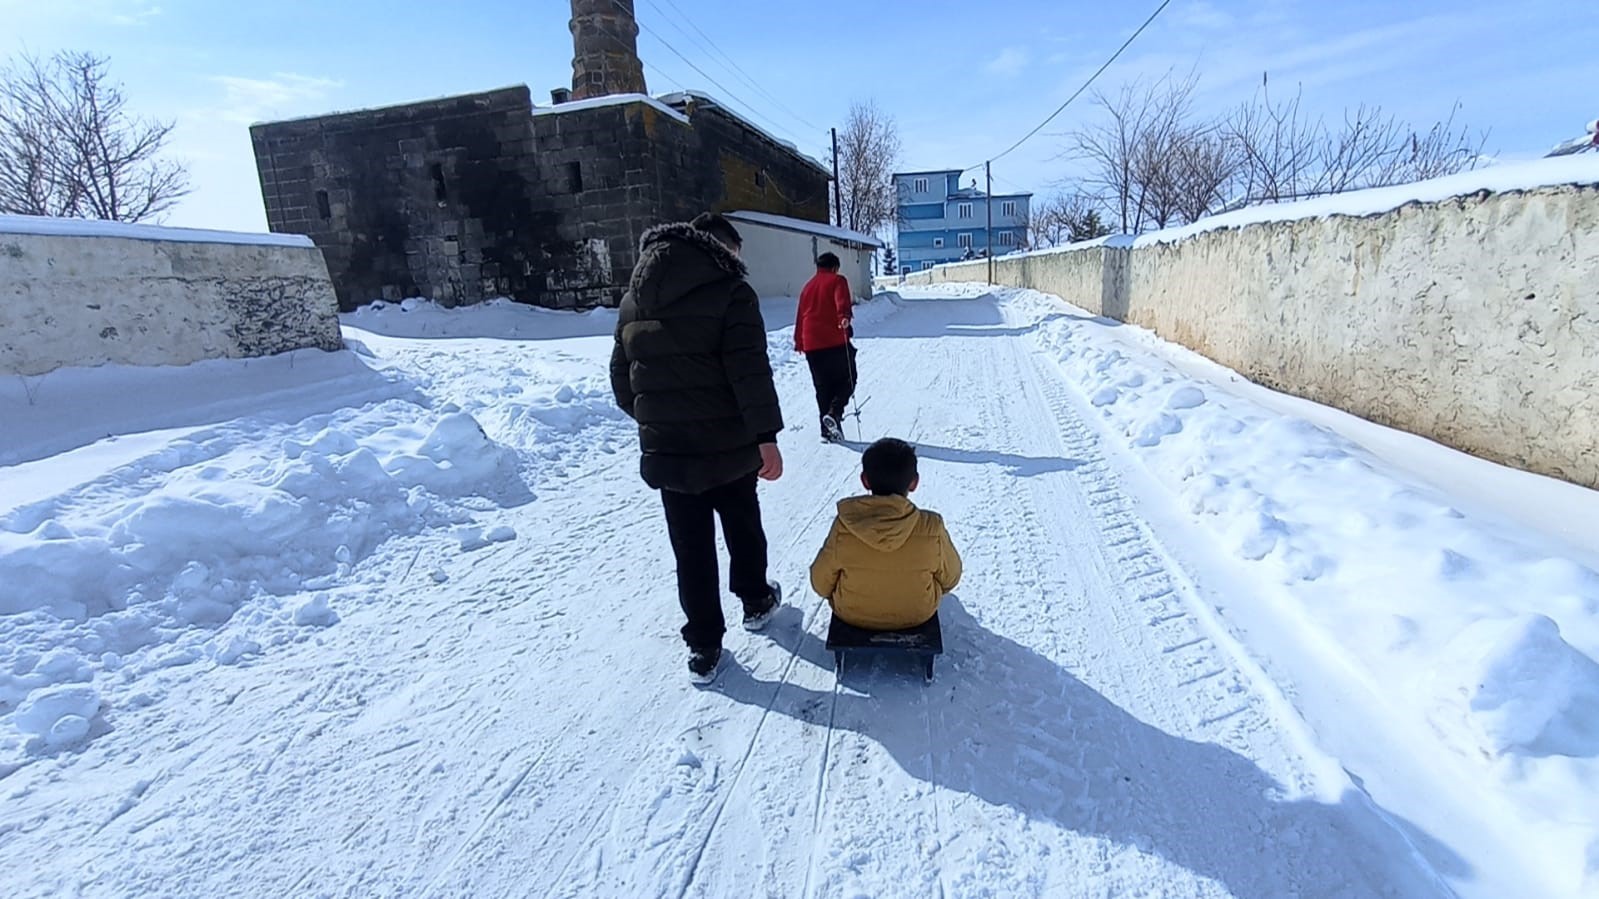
[1137,155,1599,247]
[725,211,884,248]
[950,187,1033,200]
[531,92,691,126]
[655,90,831,175]
[0,214,316,248]
[251,84,532,128]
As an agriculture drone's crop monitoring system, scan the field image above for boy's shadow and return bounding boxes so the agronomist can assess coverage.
[723,597,1465,898]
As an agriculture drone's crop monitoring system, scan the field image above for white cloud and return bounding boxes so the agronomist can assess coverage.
[986,47,1031,77]
[108,3,161,26]
[209,73,343,125]
[1174,0,1234,33]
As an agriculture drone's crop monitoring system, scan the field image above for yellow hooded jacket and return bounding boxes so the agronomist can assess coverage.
[809,495,962,630]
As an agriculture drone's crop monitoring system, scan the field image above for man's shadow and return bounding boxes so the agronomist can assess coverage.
[716,597,1466,898]
[834,439,1081,479]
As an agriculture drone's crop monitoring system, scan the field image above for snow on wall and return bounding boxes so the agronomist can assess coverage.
[1119,185,1599,489]
[903,167,1599,489]
[1,222,343,376]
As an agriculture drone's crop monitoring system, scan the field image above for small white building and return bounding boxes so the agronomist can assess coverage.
[725,211,883,300]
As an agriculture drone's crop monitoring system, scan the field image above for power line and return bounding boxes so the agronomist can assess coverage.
[645,0,827,134]
[968,0,1173,172]
[608,0,812,149]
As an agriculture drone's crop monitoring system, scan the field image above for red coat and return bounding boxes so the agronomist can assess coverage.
[796,270,853,353]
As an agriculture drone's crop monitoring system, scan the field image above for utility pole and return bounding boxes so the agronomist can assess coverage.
[985,160,994,286]
[831,128,842,227]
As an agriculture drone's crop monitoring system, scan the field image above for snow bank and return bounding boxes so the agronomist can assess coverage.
[1011,286,1599,889]
[0,402,524,745]
[0,341,540,761]
[342,296,618,340]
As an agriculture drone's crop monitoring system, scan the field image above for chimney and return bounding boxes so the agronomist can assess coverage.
[569,0,648,101]
[551,87,572,105]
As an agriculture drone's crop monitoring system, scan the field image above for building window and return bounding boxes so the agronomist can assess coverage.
[999,231,1014,246]
[922,261,935,270]
[315,189,331,221]
[958,203,972,219]
[1002,200,1016,217]
[958,233,972,248]
[932,237,944,248]
[429,163,448,202]
[755,169,767,190]
[913,177,928,193]
[568,161,584,193]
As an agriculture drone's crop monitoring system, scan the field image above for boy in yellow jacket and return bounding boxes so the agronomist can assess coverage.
[810,438,962,630]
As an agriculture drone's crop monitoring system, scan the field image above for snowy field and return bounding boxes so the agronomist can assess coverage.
[3,285,1597,897]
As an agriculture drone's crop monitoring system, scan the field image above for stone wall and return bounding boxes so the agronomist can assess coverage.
[252,86,561,311]
[658,104,831,225]
[254,88,834,311]
[0,219,342,376]
[530,100,676,308]
[900,185,1599,488]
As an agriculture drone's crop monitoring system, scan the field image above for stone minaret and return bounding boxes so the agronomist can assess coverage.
[570,0,648,100]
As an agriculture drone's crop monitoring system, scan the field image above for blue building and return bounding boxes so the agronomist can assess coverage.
[893,169,1031,271]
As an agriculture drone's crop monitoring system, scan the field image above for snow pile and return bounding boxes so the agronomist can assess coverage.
[2,378,526,760]
[1012,286,1599,885]
[343,296,618,340]
[1433,615,1599,757]
[13,685,101,750]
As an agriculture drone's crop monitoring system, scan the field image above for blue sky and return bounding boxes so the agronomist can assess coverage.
[4,0,1595,232]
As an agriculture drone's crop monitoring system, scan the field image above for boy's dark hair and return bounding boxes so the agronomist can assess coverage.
[691,211,742,248]
[861,437,918,496]
[815,251,841,270]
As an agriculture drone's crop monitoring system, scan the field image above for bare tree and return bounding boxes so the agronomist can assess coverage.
[1064,79,1158,233]
[1064,72,1233,231]
[835,100,901,235]
[1224,74,1486,206]
[1066,68,1487,227]
[1031,192,1110,247]
[0,50,188,222]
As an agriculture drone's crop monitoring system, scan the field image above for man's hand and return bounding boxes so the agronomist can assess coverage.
[757,443,784,481]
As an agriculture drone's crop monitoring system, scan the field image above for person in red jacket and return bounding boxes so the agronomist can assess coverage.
[795,252,857,441]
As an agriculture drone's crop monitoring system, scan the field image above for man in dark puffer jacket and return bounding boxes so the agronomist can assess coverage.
[611,212,786,683]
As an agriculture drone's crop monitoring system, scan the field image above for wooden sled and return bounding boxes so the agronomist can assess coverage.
[825,611,943,683]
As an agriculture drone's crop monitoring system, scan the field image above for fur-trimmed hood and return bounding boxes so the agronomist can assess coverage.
[629,221,749,312]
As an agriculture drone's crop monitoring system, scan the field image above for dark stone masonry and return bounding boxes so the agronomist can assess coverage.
[251,85,830,311]
[251,1,831,311]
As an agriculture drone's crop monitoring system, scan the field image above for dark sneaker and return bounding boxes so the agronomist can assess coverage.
[821,415,843,442]
[742,580,783,631]
[688,647,723,685]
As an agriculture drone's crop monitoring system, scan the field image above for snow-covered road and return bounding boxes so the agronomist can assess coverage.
[5,287,1596,897]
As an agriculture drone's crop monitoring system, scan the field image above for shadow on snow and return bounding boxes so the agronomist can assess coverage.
[712,597,1466,898]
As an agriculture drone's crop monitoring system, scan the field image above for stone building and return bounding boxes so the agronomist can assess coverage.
[249,0,831,310]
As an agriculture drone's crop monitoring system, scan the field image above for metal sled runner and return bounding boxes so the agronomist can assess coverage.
[825,611,943,682]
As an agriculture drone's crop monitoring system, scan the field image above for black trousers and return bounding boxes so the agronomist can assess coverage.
[660,473,770,650]
[805,343,857,428]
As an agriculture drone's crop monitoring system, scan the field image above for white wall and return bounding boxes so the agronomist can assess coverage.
[0,220,343,376]
[902,185,1599,489]
[735,221,874,300]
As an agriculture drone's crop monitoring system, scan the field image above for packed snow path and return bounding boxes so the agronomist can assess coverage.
[6,292,1486,897]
